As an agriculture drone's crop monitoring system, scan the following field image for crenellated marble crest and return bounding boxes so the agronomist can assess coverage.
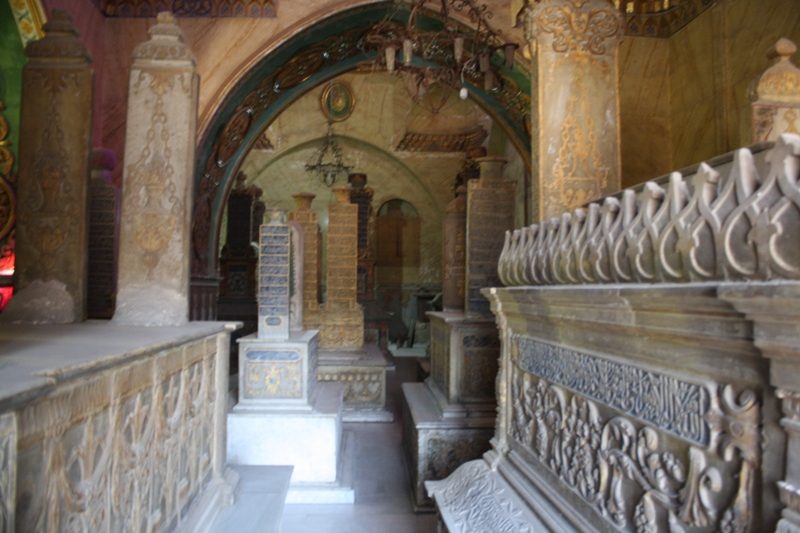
[498,134,800,286]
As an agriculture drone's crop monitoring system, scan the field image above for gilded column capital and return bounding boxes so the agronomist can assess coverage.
[523,0,623,56]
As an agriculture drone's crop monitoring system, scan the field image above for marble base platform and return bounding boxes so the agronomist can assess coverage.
[402,382,494,511]
[227,381,344,484]
[208,465,291,533]
[318,343,394,422]
[285,429,356,504]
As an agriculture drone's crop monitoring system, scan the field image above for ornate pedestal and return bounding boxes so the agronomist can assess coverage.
[319,344,393,422]
[402,312,499,510]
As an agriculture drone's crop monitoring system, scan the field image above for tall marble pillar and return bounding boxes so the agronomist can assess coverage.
[442,185,467,312]
[2,10,94,324]
[287,192,321,329]
[524,0,623,221]
[465,157,515,317]
[320,186,363,350]
[113,12,199,326]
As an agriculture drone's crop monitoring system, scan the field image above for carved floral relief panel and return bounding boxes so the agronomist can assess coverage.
[509,334,761,533]
[13,337,218,533]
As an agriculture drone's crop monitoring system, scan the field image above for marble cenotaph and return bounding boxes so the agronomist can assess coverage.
[403,157,515,510]
[227,207,352,503]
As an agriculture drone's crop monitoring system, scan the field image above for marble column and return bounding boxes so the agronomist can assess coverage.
[524,0,623,221]
[751,38,800,143]
[2,10,94,324]
[320,185,363,350]
[113,12,199,326]
[442,185,467,312]
[465,157,515,317]
[287,192,321,329]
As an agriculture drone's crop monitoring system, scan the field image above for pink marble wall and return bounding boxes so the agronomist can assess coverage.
[42,0,106,146]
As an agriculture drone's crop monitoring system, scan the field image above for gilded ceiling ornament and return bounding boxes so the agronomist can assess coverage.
[321,82,355,122]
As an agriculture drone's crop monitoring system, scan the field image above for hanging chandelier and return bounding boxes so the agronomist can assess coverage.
[361,0,518,114]
[306,120,353,187]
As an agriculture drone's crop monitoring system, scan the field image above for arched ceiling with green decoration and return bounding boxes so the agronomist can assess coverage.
[190,2,532,277]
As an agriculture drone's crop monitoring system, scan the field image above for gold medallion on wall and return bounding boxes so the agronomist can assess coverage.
[321,82,355,122]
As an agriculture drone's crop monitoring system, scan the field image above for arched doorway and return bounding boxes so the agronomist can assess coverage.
[189,2,532,282]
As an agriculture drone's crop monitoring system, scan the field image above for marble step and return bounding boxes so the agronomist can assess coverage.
[208,465,293,533]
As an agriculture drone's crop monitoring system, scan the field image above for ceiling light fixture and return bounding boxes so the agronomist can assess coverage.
[362,0,518,114]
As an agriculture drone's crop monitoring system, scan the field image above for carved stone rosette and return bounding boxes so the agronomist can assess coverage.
[114,12,198,326]
[3,9,93,323]
[524,0,623,221]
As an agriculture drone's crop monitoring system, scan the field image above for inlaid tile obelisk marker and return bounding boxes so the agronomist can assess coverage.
[113,12,199,326]
[2,10,94,324]
[257,208,291,340]
[229,207,350,498]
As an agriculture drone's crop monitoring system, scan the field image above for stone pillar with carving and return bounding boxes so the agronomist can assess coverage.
[442,185,467,312]
[287,191,321,330]
[319,186,363,350]
[349,173,376,302]
[113,12,199,326]
[720,283,800,533]
[218,172,259,335]
[524,0,623,221]
[752,38,800,143]
[465,157,515,317]
[1,10,94,324]
[87,148,118,319]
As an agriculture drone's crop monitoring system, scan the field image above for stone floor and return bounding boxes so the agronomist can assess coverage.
[214,356,439,533]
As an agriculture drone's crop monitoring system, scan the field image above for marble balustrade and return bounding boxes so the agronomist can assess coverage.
[0,322,238,533]
[497,133,800,287]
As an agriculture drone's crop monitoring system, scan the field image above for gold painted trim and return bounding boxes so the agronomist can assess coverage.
[7,0,47,46]
[320,81,355,122]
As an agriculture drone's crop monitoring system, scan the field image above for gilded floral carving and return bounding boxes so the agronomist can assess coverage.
[122,70,190,278]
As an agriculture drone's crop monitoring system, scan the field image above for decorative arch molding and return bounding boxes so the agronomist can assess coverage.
[191,1,531,277]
